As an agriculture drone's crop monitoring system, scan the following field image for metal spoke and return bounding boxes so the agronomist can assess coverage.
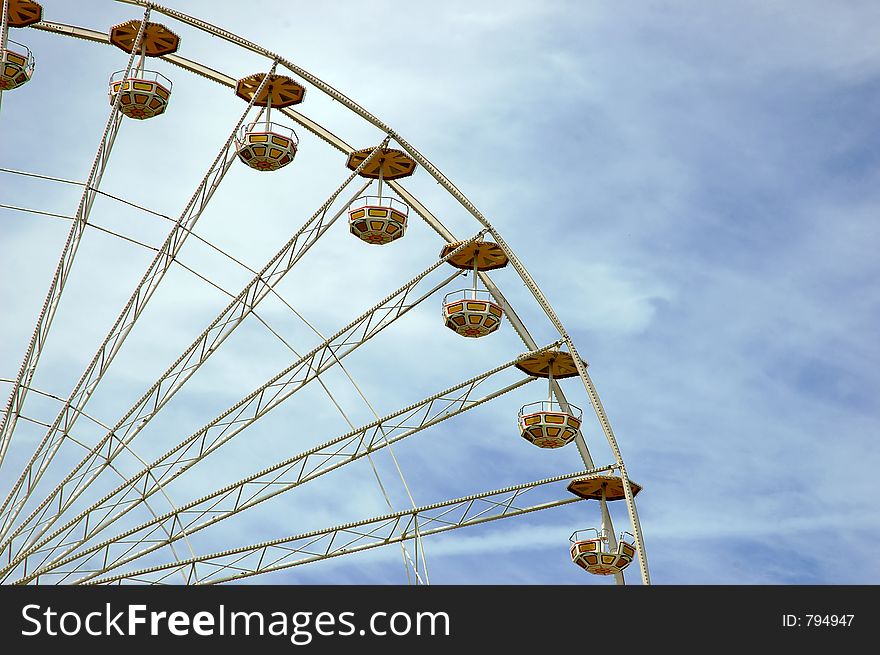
[0,7,151,471]
[0,61,277,545]
[80,466,612,585]
[26,346,552,584]
[0,380,194,583]
[5,232,485,582]
[0,141,387,561]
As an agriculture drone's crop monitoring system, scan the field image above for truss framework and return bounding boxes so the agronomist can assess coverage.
[0,1,650,585]
[0,8,151,470]
[0,143,388,563]
[4,233,486,583]
[0,62,278,547]
[21,346,554,584]
[85,466,613,585]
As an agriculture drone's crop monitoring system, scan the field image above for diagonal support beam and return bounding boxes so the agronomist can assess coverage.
[0,141,388,562]
[0,7,151,471]
[80,466,612,585]
[38,346,555,584]
[6,232,486,583]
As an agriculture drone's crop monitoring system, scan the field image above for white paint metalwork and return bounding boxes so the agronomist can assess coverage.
[87,465,613,586]
[0,7,150,473]
[0,1,649,585]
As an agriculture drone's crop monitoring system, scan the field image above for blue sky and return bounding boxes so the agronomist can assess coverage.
[1,0,878,584]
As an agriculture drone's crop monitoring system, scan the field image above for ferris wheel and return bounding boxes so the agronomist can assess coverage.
[0,0,649,585]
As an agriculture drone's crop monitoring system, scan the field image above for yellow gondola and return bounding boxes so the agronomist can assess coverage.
[570,529,637,575]
[107,20,179,120]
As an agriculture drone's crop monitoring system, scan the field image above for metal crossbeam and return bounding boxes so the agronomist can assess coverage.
[0,62,276,547]
[13,3,651,585]
[34,347,553,584]
[0,144,387,563]
[76,466,610,585]
[6,233,485,583]
[0,8,150,472]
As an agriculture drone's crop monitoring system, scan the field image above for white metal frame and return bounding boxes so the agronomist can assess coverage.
[0,0,649,585]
